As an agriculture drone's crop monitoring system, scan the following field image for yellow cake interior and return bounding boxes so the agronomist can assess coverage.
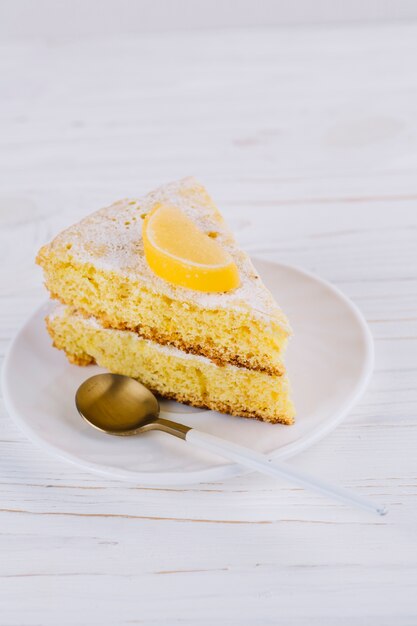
[47,306,295,425]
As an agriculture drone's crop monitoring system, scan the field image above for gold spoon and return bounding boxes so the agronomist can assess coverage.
[76,373,387,516]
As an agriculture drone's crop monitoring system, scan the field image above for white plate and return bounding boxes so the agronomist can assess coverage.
[2,261,373,485]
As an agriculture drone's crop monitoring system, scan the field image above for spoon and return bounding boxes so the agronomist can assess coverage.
[76,373,387,516]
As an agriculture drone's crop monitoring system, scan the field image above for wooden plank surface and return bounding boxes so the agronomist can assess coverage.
[0,22,416,625]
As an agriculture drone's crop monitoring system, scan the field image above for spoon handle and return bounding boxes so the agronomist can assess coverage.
[186,429,387,516]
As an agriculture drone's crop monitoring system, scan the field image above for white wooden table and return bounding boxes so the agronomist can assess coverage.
[1,22,417,625]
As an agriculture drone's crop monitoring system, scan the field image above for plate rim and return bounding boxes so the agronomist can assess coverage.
[1,261,374,485]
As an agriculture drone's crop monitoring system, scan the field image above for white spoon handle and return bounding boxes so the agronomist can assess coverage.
[186,429,387,516]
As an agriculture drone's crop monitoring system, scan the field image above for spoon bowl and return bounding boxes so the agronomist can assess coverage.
[76,373,190,438]
[76,374,159,434]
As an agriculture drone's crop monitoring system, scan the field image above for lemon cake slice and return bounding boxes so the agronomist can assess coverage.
[37,177,290,375]
[46,306,294,424]
[37,177,295,424]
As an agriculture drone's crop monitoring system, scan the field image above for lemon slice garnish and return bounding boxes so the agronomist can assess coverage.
[143,204,240,292]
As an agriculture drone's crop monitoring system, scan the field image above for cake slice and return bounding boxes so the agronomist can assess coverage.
[37,177,295,424]
[37,177,290,375]
[46,306,294,424]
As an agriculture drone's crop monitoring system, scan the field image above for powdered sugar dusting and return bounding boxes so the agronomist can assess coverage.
[45,177,289,330]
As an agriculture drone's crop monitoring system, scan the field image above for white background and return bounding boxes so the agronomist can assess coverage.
[2,0,417,38]
[1,2,417,625]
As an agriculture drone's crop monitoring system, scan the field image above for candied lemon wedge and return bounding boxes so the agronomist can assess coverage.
[143,204,240,292]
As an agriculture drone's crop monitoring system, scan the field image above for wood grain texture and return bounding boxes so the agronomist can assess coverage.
[1,22,417,625]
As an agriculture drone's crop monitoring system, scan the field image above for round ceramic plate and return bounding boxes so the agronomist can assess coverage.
[2,260,373,485]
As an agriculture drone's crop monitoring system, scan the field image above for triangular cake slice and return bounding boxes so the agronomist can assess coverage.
[37,177,290,376]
